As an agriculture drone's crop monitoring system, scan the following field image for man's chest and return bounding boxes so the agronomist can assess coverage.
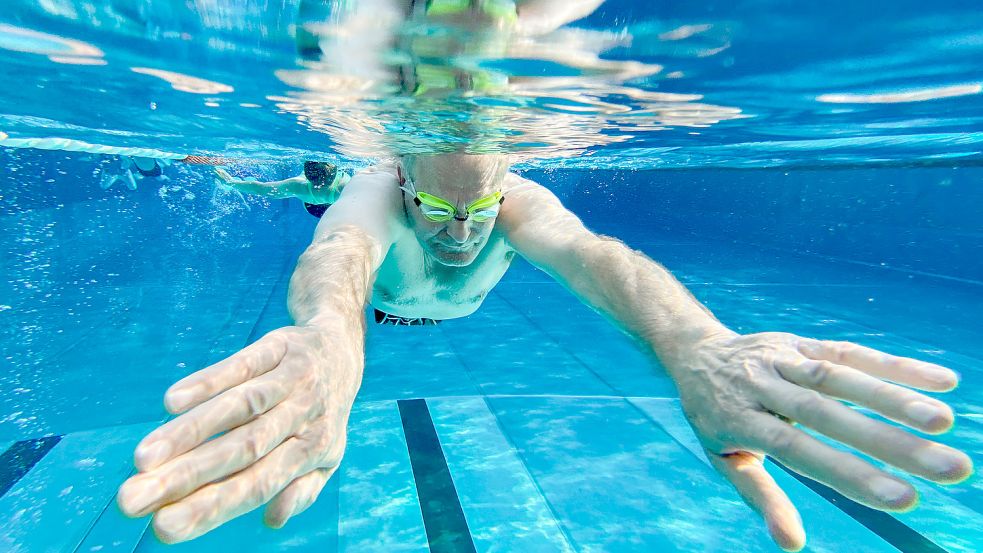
[370,237,515,320]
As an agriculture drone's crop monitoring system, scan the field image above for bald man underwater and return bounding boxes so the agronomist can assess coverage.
[118,154,973,551]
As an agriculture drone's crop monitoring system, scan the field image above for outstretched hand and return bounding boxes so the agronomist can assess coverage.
[117,326,360,543]
[666,331,973,551]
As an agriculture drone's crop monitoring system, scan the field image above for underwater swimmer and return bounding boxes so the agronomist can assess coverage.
[118,153,974,551]
[214,161,350,218]
[100,156,166,191]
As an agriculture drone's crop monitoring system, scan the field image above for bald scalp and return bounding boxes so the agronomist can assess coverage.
[401,153,510,196]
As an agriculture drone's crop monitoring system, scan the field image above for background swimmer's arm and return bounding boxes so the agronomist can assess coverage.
[214,168,325,201]
[499,179,970,553]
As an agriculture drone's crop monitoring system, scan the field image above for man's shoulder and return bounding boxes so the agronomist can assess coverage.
[502,172,561,206]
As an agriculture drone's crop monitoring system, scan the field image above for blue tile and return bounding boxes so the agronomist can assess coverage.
[359,321,482,402]
[440,296,615,397]
[428,397,574,553]
[494,284,677,398]
[339,400,429,552]
[0,422,155,552]
[486,396,783,551]
[133,476,340,552]
[629,398,903,553]
[0,435,61,497]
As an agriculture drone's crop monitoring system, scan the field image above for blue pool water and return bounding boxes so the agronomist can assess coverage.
[1,1,982,552]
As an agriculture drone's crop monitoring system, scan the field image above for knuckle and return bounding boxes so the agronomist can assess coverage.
[802,361,835,387]
[789,390,825,417]
[832,341,855,362]
[767,425,802,456]
[251,477,281,505]
[241,431,267,461]
[239,384,273,417]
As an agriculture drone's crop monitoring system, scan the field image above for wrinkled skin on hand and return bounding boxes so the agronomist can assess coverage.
[117,326,361,543]
[664,330,974,551]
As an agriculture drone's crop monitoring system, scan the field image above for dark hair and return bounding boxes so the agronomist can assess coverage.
[303,161,338,189]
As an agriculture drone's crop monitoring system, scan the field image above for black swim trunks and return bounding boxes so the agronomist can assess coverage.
[134,160,162,178]
[374,309,441,326]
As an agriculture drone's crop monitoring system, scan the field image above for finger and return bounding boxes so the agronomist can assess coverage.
[760,380,973,484]
[776,356,955,434]
[165,334,287,414]
[798,339,958,391]
[741,411,919,511]
[263,467,335,529]
[134,372,292,471]
[151,436,313,544]
[119,398,307,518]
[708,450,805,552]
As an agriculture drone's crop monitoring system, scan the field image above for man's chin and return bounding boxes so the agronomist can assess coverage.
[429,244,479,266]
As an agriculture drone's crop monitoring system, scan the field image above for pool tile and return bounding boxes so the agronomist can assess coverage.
[359,321,482,401]
[428,397,574,553]
[494,284,677,397]
[338,400,429,552]
[0,422,155,553]
[629,398,904,553]
[440,296,615,397]
[132,476,340,552]
[485,396,782,551]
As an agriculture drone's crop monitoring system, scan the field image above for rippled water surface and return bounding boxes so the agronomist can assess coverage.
[0,0,981,168]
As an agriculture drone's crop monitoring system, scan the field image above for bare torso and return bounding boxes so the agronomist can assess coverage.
[366,171,529,320]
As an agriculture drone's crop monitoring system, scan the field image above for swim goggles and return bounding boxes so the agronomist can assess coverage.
[399,174,504,223]
[424,0,518,24]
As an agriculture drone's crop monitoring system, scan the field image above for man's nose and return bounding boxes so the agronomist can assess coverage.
[446,219,470,243]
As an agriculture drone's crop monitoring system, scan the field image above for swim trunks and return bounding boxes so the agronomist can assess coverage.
[134,161,162,177]
[374,308,442,326]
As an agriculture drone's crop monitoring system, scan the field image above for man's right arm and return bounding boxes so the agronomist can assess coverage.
[117,165,404,543]
[288,164,403,331]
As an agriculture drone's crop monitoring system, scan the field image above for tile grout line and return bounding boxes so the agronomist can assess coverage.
[493,289,623,396]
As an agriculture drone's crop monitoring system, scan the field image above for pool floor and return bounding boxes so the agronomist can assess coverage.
[0,235,980,552]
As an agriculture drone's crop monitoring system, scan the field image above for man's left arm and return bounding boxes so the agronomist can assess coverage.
[498,179,973,552]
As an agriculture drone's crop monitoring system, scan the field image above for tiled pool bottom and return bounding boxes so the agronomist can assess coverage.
[0,238,980,552]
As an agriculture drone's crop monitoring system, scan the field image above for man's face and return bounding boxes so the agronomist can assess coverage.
[400,154,509,267]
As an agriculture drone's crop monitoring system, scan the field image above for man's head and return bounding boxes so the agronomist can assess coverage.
[398,153,510,267]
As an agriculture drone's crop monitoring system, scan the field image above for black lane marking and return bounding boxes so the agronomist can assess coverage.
[397,399,477,553]
[0,436,63,497]
[772,461,948,553]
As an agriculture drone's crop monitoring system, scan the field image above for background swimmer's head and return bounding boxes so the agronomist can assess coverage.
[398,153,510,267]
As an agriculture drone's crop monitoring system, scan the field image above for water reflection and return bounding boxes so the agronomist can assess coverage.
[130,67,234,95]
[273,0,746,159]
[0,23,104,65]
[817,83,982,104]
[2,1,978,168]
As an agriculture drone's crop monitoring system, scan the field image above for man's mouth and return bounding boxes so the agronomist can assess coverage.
[438,243,471,251]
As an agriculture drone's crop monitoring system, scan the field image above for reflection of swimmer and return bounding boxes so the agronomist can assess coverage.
[280,0,699,160]
[119,153,974,552]
[213,162,350,218]
[296,0,602,61]
[99,156,168,191]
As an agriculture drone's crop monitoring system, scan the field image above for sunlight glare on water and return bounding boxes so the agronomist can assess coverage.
[0,0,980,169]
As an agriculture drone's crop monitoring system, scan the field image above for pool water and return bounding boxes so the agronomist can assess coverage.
[1,150,980,552]
[1,1,982,552]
